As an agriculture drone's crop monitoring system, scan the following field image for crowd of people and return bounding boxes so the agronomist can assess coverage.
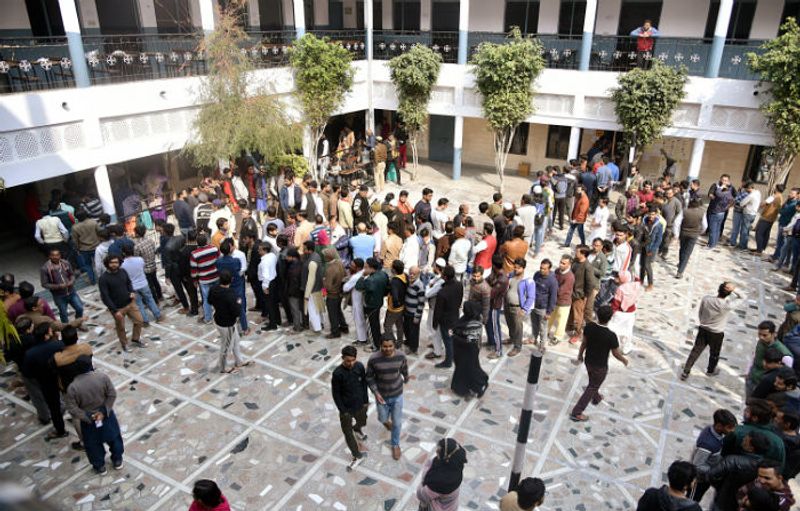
[4,144,800,510]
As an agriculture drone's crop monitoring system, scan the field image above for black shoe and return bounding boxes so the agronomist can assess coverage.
[340,327,350,334]
[326,333,342,339]
[706,368,720,376]
[261,324,278,331]
[434,362,452,369]
[71,441,84,450]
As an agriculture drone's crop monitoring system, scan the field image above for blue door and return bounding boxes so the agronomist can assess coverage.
[428,115,454,163]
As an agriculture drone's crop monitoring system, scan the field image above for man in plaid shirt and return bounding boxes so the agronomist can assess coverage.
[134,225,162,303]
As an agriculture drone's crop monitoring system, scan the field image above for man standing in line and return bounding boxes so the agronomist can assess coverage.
[162,223,192,315]
[356,258,389,351]
[564,187,589,247]
[133,225,162,304]
[208,270,249,374]
[530,259,559,351]
[331,345,369,470]
[366,335,409,461]
[402,266,425,355]
[676,198,707,279]
[344,259,368,345]
[120,245,162,326]
[23,323,68,441]
[486,255,509,359]
[302,240,325,334]
[173,188,195,236]
[754,185,784,255]
[216,239,250,336]
[432,266,463,369]
[549,255,575,345]
[612,226,632,275]
[568,246,595,345]
[98,255,145,353]
[505,258,530,358]
[706,174,734,249]
[71,210,100,285]
[384,260,407,347]
[40,248,85,326]
[681,282,745,380]
[257,242,280,331]
[323,247,347,339]
[65,365,124,475]
[770,188,799,263]
[730,181,761,251]
[190,233,220,325]
[243,233,265,315]
[659,187,683,258]
[569,305,628,422]
[414,188,434,226]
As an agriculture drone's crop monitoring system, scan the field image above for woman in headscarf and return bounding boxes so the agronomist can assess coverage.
[607,270,642,355]
[416,438,467,511]
[450,301,489,398]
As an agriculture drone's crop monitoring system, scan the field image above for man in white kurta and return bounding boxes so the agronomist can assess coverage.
[343,261,367,343]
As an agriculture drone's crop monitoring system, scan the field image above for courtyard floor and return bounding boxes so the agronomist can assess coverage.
[1,163,795,510]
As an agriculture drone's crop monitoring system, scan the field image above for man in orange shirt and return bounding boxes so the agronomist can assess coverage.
[499,225,528,274]
[564,187,589,247]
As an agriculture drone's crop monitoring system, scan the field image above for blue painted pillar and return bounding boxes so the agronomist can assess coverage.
[293,0,306,38]
[578,0,597,71]
[57,0,90,88]
[453,0,470,180]
[706,0,733,78]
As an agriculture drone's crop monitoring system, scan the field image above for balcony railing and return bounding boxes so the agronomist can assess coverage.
[0,31,767,94]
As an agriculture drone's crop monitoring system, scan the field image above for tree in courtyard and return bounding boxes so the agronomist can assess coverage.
[289,33,355,181]
[470,28,545,193]
[185,0,301,169]
[609,61,688,166]
[388,44,442,181]
[748,17,800,192]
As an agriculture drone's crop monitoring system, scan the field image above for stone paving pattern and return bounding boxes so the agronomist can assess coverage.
[0,165,794,510]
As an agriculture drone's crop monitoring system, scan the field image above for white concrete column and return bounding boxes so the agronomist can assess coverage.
[94,165,117,219]
[58,0,91,88]
[420,0,431,31]
[578,0,597,70]
[199,0,215,33]
[294,0,307,35]
[137,0,158,32]
[382,0,393,30]
[453,115,464,180]
[706,0,734,78]
[366,0,374,132]
[567,126,581,160]
[688,138,705,179]
[247,0,261,29]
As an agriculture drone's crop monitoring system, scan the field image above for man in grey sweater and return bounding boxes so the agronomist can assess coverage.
[681,282,745,380]
[366,335,409,461]
[65,366,124,475]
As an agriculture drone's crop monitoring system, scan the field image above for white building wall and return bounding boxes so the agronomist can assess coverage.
[659,0,710,38]
[1,0,31,32]
[595,0,621,35]
[751,0,784,39]
[467,0,503,32]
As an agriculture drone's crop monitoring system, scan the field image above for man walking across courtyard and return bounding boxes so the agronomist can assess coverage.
[366,335,409,461]
[331,345,369,470]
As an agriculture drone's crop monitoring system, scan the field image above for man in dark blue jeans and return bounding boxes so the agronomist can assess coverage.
[706,175,734,249]
[40,248,85,324]
[65,366,124,475]
[216,239,249,335]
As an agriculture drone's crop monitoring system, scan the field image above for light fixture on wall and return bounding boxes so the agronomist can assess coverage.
[61,101,69,111]
[159,91,167,99]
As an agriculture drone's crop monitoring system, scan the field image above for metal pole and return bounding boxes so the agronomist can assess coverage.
[508,350,543,492]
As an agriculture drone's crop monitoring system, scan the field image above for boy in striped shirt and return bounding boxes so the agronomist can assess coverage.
[190,233,220,324]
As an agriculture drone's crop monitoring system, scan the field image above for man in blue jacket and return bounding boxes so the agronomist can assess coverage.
[528,259,558,351]
[641,206,664,290]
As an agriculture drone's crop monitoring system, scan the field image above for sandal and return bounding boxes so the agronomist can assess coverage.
[238,361,254,368]
[225,367,239,374]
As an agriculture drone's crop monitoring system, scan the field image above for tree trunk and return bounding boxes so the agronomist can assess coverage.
[768,152,797,194]
[305,125,325,182]
[492,126,516,194]
[410,131,419,181]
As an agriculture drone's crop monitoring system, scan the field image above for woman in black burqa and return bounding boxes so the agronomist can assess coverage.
[450,301,489,398]
[416,437,468,511]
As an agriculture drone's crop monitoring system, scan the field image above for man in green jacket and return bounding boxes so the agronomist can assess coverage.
[356,257,389,351]
[747,320,794,397]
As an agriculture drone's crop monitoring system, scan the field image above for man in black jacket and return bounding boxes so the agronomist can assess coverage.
[208,270,248,373]
[432,265,463,369]
[636,460,701,511]
[331,345,369,470]
[22,322,66,440]
[162,223,192,315]
[98,254,144,352]
[706,432,769,511]
[178,229,199,316]
[173,188,195,236]
[242,233,264,314]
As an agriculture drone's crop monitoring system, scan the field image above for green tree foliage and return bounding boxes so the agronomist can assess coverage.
[185,0,301,169]
[389,44,442,180]
[289,34,355,181]
[470,28,545,192]
[748,17,800,191]
[271,153,310,177]
[609,61,688,164]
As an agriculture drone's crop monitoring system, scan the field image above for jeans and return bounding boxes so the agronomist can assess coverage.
[52,290,84,324]
[564,222,585,247]
[640,251,654,287]
[289,296,304,331]
[77,249,96,284]
[754,219,773,253]
[532,224,545,255]
[777,237,798,269]
[376,394,403,447]
[440,324,453,366]
[199,281,215,322]
[80,409,124,471]
[233,282,248,332]
[134,286,161,323]
[677,236,697,275]
[730,212,756,249]
[145,271,163,301]
[554,197,567,229]
[339,405,368,457]
[485,309,503,354]
[683,326,725,374]
[707,212,725,248]
[504,305,523,349]
[571,364,608,416]
[774,228,788,259]
[530,308,547,344]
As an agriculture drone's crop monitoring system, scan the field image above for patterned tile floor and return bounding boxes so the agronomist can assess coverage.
[1,167,796,510]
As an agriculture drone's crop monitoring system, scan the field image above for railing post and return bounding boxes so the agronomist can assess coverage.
[57,0,91,88]
[706,0,733,78]
[293,0,306,38]
[452,0,469,181]
[578,0,597,71]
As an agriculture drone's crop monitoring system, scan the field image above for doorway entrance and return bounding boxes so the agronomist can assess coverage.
[428,115,455,163]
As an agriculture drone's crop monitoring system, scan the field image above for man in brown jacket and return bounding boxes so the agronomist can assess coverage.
[568,246,596,344]
[564,187,589,247]
[468,265,491,323]
[499,225,528,274]
[374,137,388,191]
[71,210,101,284]
[18,296,85,332]
[323,248,348,339]
[381,222,403,270]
